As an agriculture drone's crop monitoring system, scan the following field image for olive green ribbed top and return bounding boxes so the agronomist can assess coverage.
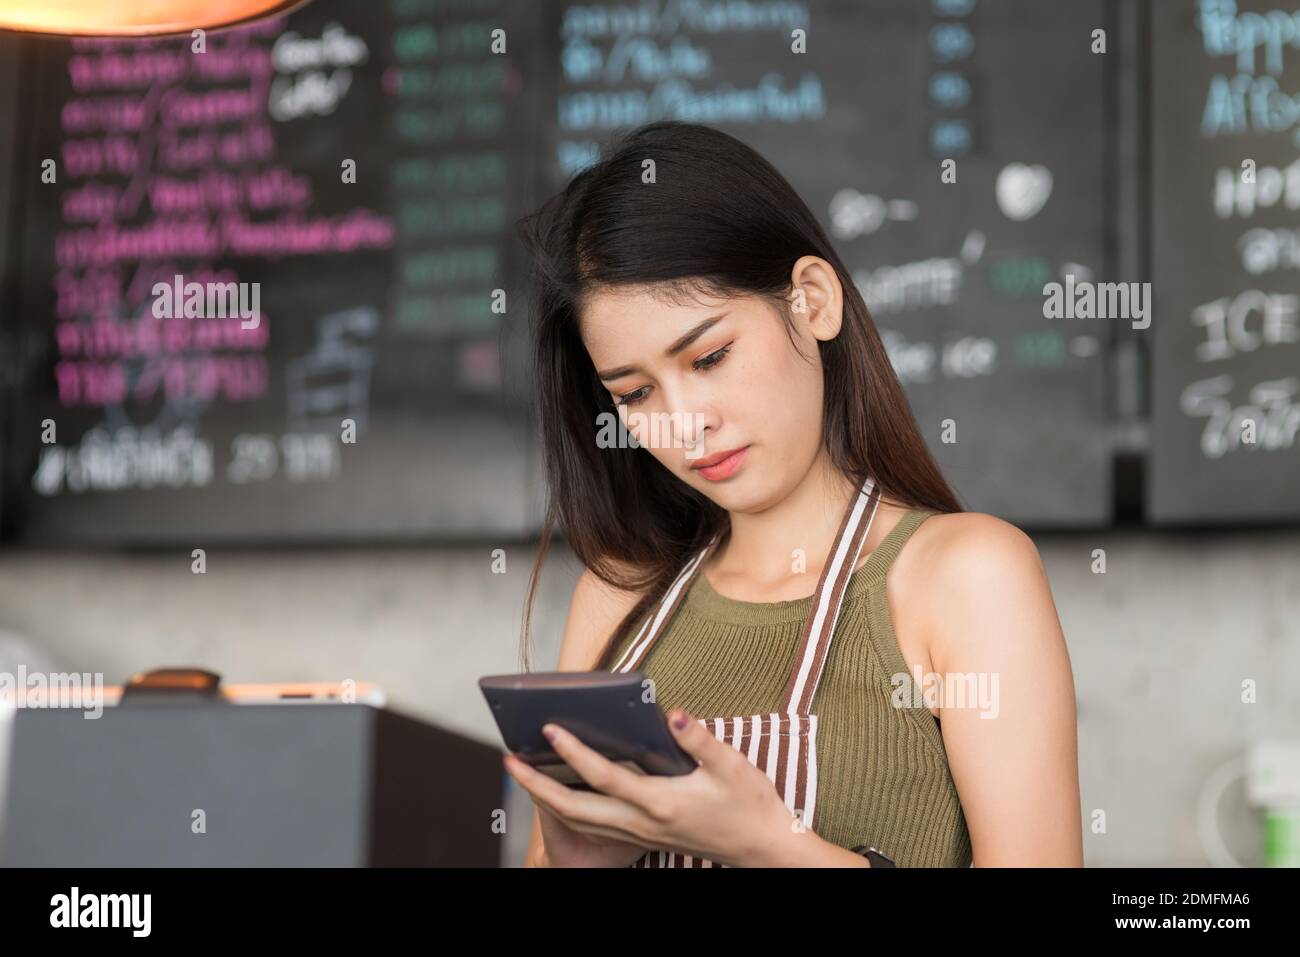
[605,508,972,868]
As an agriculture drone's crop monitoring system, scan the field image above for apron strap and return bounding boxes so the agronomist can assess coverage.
[781,477,881,713]
[611,475,881,705]
[609,535,721,673]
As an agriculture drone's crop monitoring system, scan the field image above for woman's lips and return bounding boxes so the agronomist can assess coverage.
[690,446,750,481]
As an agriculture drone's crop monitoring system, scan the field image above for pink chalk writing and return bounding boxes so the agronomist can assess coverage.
[47,21,390,419]
[221,209,394,257]
[243,167,312,211]
[149,170,243,214]
[61,182,121,223]
[61,94,152,134]
[54,267,125,322]
[148,166,312,214]
[68,49,188,93]
[61,135,139,178]
[56,218,221,269]
[55,315,269,359]
[160,84,265,129]
[190,44,275,84]
[67,43,274,95]
[156,121,276,171]
[55,356,268,407]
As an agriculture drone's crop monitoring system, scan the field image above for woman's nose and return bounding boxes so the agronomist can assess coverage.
[653,380,718,454]
[668,401,712,455]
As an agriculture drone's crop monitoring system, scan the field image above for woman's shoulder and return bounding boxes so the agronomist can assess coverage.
[899,510,1043,598]
[560,561,655,671]
[895,510,1052,661]
[904,510,1038,567]
[858,504,1034,578]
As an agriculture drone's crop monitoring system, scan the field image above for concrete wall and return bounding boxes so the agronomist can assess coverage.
[0,526,1296,866]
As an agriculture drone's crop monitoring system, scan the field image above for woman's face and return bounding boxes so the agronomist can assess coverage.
[578,260,844,512]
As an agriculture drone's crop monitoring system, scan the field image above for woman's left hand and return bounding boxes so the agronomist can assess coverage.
[504,707,802,867]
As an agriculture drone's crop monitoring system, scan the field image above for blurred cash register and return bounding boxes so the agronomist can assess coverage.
[0,668,505,866]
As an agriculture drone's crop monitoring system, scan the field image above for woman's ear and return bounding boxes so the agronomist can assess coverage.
[787,255,844,341]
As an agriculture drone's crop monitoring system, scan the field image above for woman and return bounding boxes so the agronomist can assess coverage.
[507,121,1081,868]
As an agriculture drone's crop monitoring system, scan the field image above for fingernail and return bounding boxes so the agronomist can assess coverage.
[542,725,557,743]
[671,711,688,730]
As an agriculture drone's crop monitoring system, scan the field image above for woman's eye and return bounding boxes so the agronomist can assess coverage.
[693,343,732,370]
[611,343,731,406]
[615,386,650,407]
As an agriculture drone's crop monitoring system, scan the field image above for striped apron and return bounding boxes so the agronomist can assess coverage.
[610,474,883,867]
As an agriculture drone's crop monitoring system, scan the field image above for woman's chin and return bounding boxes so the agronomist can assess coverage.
[690,475,774,514]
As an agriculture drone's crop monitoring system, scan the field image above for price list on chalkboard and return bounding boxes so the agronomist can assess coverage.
[6,0,542,543]
[1150,0,1300,524]
[12,0,1228,539]
[540,0,1114,525]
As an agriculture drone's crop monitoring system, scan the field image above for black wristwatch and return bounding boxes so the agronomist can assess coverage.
[850,845,896,867]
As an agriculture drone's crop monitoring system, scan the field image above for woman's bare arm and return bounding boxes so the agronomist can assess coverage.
[522,565,648,867]
[917,513,1083,866]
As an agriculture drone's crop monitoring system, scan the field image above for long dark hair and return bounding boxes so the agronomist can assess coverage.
[514,121,962,673]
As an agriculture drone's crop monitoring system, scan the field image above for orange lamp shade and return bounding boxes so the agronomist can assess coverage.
[0,0,312,37]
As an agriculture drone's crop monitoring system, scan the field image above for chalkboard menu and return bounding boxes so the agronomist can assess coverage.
[1150,0,1300,524]
[538,0,1115,526]
[4,0,1123,540]
[6,0,542,543]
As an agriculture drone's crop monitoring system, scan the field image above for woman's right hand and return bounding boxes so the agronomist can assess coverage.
[536,803,647,868]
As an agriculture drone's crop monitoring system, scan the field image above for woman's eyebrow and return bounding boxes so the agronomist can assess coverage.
[596,314,728,381]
